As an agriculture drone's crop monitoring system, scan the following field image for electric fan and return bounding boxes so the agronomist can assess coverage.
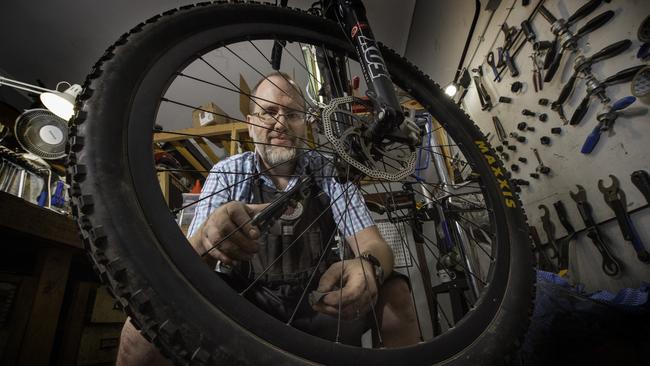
[14,108,68,159]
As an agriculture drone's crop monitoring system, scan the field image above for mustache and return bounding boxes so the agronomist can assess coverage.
[267,132,295,141]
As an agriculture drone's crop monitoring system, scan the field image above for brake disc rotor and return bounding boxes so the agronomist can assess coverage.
[321,96,416,181]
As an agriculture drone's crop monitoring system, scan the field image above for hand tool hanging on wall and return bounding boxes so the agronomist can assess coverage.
[551,102,569,125]
[631,170,650,204]
[532,148,550,175]
[530,225,558,272]
[553,200,576,276]
[521,20,546,91]
[569,185,621,276]
[581,96,636,154]
[487,52,500,81]
[472,67,493,111]
[539,204,560,263]
[492,116,508,143]
[538,0,613,83]
[494,0,548,81]
[598,174,650,263]
[554,40,632,107]
[570,65,645,125]
[495,21,520,79]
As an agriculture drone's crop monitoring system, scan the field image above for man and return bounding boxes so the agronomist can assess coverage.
[117,72,419,365]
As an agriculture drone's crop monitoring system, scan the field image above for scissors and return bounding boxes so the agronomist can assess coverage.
[487,51,500,82]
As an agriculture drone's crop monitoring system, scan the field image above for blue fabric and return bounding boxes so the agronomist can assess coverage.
[534,270,649,307]
[515,271,650,365]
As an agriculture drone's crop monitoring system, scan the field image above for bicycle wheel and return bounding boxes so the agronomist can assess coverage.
[67,2,535,365]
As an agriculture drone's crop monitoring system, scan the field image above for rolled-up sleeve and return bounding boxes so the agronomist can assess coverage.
[186,165,231,238]
[325,179,374,238]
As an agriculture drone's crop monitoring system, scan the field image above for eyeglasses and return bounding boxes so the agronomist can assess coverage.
[251,109,305,124]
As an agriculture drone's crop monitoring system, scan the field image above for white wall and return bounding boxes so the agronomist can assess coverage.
[406,0,650,292]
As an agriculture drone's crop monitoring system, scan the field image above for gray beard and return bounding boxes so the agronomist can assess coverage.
[259,144,296,166]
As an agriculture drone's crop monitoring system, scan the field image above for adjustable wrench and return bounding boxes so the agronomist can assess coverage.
[538,205,560,263]
[569,185,621,276]
[598,175,650,263]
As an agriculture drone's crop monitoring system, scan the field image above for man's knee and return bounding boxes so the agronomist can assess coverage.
[377,276,416,319]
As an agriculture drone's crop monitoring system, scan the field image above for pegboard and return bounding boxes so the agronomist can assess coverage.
[459,0,650,290]
[376,219,414,268]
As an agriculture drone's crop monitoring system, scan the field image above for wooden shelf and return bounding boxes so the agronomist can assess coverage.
[0,191,81,250]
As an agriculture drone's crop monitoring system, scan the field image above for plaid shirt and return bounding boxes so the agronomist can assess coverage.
[187,151,374,238]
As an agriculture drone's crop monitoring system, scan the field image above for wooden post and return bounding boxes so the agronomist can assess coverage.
[16,247,73,366]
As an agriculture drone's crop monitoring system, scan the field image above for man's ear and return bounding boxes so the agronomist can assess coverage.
[246,115,254,135]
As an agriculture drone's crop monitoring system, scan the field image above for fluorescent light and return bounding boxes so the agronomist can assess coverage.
[444,83,458,97]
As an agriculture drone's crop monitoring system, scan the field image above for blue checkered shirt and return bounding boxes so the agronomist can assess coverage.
[187,151,374,238]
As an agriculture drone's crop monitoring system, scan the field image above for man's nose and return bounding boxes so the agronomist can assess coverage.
[272,115,289,132]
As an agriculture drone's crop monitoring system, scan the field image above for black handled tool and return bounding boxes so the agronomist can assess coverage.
[598,175,650,263]
[539,204,560,261]
[631,170,650,204]
[569,185,621,276]
[487,52,500,82]
[555,40,632,106]
[492,116,508,142]
[473,73,493,111]
[530,225,558,272]
[503,49,519,77]
[553,200,576,275]
[553,200,575,235]
[570,65,645,125]
[543,8,614,82]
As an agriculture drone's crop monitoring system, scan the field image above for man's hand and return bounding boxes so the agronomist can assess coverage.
[194,201,264,265]
[311,258,378,320]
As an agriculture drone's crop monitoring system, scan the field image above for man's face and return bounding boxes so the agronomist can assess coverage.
[247,76,306,167]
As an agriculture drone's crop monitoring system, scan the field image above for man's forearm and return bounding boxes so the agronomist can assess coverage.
[347,226,394,279]
[117,318,172,366]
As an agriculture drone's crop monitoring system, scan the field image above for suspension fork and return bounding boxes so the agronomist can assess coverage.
[332,0,405,143]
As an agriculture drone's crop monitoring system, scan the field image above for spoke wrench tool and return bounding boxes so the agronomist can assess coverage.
[598,175,650,263]
[570,185,621,276]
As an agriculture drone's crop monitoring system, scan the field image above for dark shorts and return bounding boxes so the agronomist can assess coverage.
[218,269,410,346]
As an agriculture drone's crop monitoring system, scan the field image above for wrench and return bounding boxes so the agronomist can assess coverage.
[598,175,650,263]
[538,205,560,262]
[553,200,575,274]
[569,185,621,276]
[529,225,557,272]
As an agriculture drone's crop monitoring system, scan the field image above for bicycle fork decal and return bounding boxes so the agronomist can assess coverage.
[357,35,389,80]
[475,140,517,208]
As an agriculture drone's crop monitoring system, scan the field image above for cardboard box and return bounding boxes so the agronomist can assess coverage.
[192,102,229,128]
